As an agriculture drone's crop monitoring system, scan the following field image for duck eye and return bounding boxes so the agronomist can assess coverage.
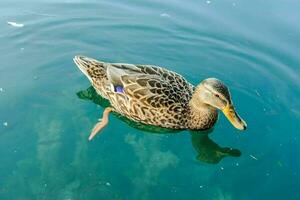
[215,94,220,98]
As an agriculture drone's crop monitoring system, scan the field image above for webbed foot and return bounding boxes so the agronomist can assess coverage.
[89,107,113,141]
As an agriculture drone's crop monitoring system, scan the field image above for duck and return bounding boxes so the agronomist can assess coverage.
[73,55,247,140]
[77,87,242,164]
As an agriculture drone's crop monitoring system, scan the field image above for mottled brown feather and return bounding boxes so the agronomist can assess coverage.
[74,56,218,130]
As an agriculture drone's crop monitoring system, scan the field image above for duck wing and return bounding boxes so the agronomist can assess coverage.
[106,63,194,108]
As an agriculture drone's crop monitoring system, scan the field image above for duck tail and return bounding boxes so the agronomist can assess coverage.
[73,55,107,81]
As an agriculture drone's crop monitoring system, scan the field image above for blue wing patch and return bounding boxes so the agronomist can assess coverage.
[115,85,124,93]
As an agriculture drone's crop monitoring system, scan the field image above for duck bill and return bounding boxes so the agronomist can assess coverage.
[222,104,247,130]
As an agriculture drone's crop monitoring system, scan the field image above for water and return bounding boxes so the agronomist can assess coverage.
[0,0,299,199]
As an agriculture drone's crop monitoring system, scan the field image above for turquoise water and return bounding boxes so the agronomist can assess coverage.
[1,0,300,199]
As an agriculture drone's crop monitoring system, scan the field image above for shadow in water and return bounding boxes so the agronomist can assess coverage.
[77,86,241,164]
[190,130,241,164]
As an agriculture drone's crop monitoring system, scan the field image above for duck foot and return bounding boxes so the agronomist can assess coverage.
[89,107,113,141]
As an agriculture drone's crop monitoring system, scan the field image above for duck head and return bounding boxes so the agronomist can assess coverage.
[197,78,247,130]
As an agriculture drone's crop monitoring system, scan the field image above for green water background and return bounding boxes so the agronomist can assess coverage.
[0,0,299,199]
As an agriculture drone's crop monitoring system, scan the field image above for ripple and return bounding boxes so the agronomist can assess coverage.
[2,0,299,121]
[1,1,300,199]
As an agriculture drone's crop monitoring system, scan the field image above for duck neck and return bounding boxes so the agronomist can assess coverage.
[187,91,218,130]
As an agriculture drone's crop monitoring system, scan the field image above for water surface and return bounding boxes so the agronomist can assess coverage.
[0,0,299,199]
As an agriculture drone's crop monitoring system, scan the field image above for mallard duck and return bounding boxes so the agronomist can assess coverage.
[74,55,247,140]
[77,87,241,163]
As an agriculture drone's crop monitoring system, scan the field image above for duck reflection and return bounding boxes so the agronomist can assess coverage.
[190,130,241,164]
[77,86,241,164]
